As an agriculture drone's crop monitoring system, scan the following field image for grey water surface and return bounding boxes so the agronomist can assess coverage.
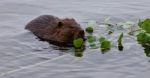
[0,0,150,78]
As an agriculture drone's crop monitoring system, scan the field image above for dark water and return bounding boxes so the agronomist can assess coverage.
[0,0,150,78]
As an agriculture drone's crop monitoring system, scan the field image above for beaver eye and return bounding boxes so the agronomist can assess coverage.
[58,22,63,28]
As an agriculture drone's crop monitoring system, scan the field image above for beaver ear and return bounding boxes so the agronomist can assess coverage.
[57,21,63,27]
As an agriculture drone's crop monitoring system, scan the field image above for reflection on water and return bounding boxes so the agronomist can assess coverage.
[142,45,150,57]
[118,45,124,51]
[74,50,84,57]
[74,44,85,57]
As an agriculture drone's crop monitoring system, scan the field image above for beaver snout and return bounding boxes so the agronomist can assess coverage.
[79,30,85,39]
[73,29,85,40]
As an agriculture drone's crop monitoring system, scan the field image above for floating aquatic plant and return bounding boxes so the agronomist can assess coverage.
[99,36,106,43]
[87,35,98,49]
[99,37,111,52]
[87,35,96,43]
[72,17,150,58]
[137,31,150,44]
[73,38,84,49]
[85,21,95,33]
[136,18,150,57]
[101,40,111,52]
[86,27,93,33]
[138,19,144,28]
[137,18,150,44]
[137,32,150,57]
[138,18,150,33]
[89,43,97,49]
[73,38,84,57]
[118,32,124,51]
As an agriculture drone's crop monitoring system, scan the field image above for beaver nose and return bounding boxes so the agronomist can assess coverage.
[79,30,84,35]
[79,30,85,40]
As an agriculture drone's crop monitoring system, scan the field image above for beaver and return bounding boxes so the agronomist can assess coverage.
[25,15,85,46]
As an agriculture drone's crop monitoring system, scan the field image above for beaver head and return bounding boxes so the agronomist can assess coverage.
[54,18,85,44]
[25,15,85,46]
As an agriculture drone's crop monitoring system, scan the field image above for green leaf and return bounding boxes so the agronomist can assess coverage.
[85,21,95,33]
[118,32,123,46]
[136,31,146,43]
[101,40,111,51]
[73,38,84,48]
[86,27,93,33]
[138,19,144,28]
[118,33,124,51]
[139,18,150,33]
[99,37,111,51]
[87,35,96,43]
[136,31,150,44]
[99,37,106,43]
[87,36,98,49]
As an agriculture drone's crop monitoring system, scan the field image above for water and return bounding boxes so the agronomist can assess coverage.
[0,0,150,78]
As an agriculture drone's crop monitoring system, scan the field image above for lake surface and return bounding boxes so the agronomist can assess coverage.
[0,0,150,78]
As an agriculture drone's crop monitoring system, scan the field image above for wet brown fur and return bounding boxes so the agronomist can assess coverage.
[25,15,85,46]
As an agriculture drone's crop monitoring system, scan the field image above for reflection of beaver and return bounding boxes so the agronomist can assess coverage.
[25,15,85,46]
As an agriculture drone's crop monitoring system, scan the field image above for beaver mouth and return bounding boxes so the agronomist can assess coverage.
[53,29,85,46]
[74,30,85,40]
